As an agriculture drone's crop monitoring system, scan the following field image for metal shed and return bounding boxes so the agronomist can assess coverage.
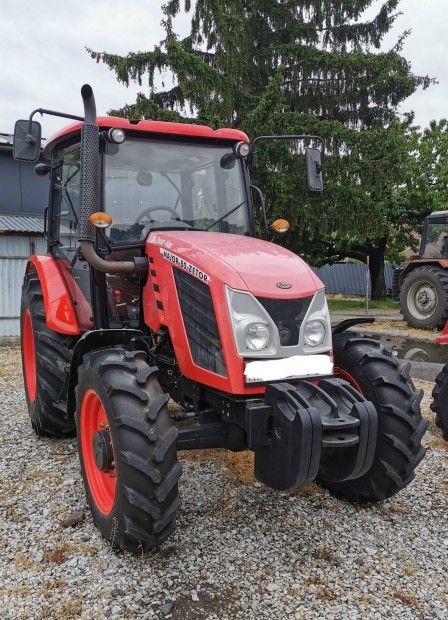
[0,216,46,337]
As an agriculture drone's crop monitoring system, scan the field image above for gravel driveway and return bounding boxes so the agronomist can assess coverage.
[1,345,447,620]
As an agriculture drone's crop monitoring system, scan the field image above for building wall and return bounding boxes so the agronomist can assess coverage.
[0,147,49,216]
[0,235,46,337]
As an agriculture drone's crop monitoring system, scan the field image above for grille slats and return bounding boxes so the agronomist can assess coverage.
[256,296,313,347]
[174,269,227,377]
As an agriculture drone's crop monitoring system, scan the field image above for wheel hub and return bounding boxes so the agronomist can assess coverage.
[92,430,114,471]
[414,284,437,314]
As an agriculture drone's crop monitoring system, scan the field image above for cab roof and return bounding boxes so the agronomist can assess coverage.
[43,115,249,159]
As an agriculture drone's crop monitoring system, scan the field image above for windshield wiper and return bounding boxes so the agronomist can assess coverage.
[204,200,247,231]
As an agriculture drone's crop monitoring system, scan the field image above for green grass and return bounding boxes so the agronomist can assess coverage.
[327,297,400,311]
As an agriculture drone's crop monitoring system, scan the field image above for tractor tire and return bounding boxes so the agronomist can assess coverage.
[430,365,448,440]
[321,333,427,503]
[400,266,448,329]
[75,347,182,553]
[20,272,77,437]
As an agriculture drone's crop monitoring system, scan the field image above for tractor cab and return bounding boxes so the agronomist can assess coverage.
[419,211,448,259]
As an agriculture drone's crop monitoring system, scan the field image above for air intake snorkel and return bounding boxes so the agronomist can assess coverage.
[78,84,136,275]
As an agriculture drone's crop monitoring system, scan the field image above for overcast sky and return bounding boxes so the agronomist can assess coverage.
[1,0,447,139]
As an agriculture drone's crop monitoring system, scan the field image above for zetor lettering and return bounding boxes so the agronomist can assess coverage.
[161,249,211,284]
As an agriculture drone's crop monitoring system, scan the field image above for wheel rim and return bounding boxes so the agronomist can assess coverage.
[80,389,116,515]
[407,280,438,319]
[22,309,37,402]
[334,367,364,395]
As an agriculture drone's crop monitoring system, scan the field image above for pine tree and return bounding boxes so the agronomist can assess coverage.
[88,0,434,298]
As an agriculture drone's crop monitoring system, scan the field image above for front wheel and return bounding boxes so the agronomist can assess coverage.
[323,333,427,503]
[76,347,182,552]
[430,365,448,440]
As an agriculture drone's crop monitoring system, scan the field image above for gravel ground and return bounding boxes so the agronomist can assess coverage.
[0,345,447,620]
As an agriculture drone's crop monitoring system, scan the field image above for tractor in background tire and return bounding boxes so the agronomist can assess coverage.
[430,366,448,441]
[399,211,448,329]
[13,86,427,553]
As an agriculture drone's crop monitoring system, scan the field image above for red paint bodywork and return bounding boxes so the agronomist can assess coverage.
[399,258,448,284]
[436,321,448,344]
[44,116,249,159]
[144,231,324,395]
[26,255,80,335]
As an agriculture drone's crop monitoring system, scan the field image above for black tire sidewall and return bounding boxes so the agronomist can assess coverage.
[20,272,76,437]
[75,348,181,552]
[431,365,448,440]
[329,333,426,502]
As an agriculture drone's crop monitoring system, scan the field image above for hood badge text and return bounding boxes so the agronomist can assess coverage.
[276,282,292,289]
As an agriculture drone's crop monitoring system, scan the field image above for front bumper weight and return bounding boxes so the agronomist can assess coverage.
[253,378,378,493]
[254,383,322,491]
[296,378,378,482]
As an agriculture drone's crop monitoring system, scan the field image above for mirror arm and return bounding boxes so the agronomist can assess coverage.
[250,134,325,170]
[29,108,84,124]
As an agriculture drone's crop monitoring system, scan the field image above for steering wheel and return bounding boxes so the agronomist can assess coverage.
[135,205,180,225]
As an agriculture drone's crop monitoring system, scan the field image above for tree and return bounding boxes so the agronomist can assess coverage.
[88,0,435,298]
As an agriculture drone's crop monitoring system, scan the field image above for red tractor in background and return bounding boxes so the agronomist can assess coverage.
[393,210,448,440]
[399,210,448,329]
[14,85,427,553]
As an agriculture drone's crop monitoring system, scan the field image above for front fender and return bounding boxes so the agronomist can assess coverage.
[26,255,80,336]
[331,317,375,335]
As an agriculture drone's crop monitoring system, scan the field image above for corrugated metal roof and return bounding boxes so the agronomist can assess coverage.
[0,215,44,233]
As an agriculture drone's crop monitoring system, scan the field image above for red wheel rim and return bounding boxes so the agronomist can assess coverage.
[22,309,37,402]
[334,367,364,395]
[80,389,116,515]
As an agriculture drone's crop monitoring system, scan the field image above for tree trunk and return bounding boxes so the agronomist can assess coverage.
[369,238,388,300]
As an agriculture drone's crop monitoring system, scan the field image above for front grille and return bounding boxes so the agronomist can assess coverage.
[256,295,313,346]
[174,269,227,376]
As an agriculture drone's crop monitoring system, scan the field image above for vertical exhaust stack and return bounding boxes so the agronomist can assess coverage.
[78,84,99,245]
[78,84,135,275]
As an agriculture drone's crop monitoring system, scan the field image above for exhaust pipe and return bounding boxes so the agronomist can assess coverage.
[78,84,135,275]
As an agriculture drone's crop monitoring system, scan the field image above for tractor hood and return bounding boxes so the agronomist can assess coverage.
[146,231,323,297]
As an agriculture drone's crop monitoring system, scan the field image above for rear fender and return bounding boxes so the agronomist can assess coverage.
[399,259,448,286]
[26,255,80,335]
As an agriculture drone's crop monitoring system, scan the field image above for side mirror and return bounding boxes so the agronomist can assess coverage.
[13,120,42,162]
[305,148,323,192]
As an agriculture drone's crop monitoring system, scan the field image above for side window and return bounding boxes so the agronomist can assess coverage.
[51,143,81,254]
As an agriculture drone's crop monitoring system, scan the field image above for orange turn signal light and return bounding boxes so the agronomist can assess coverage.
[89,212,113,229]
[271,219,290,234]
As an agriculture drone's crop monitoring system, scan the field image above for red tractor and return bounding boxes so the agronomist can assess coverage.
[399,210,448,329]
[14,86,427,553]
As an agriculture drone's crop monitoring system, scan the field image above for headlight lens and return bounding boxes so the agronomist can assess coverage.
[303,319,326,347]
[245,323,270,350]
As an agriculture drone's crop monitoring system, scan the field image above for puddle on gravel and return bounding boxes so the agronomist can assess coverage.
[361,333,448,364]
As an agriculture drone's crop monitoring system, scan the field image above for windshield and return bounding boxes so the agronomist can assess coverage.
[103,136,249,244]
[421,220,448,258]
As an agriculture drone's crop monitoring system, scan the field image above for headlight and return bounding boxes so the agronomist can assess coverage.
[303,319,326,347]
[245,322,270,351]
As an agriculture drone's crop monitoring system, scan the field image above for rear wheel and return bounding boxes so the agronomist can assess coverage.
[400,266,448,329]
[324,333,427,503]
[20,272,77,437]
[430,365,448,440]
[76,347,182,552]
